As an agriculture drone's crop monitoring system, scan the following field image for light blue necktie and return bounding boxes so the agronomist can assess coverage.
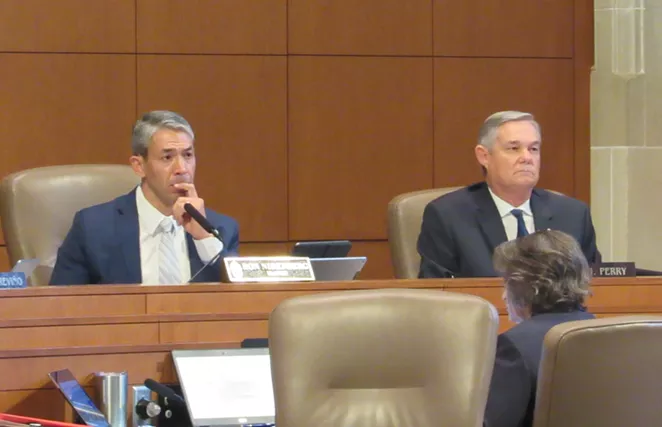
[158,217,181,284]
[511,209,529,238]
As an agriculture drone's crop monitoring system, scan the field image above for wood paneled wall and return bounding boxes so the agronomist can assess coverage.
[0,1,593,280]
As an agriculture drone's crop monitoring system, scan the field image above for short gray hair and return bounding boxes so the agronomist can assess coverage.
[493,230,591,315]
[131,110,195,156]
[478,110,541,150]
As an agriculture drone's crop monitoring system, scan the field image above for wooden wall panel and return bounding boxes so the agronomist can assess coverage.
[0,353,171,391]
[148,290,321,315]
[0,0,135,53]
[288,0,432,55]
[137,0,286,54]
[0,295,145,320]
[433,58,576,196]
[573,0,595,204]
[289,57,434,240]
[240,243,291,257]
[0,247,10,272]
[137,56,288,242]
[350,241,394,280]
[589,285,662,310]
[433,0,574,58]
[0,54,136,176]
[0,390,73,422]
[0,324,159,350]
[160,320,268,343]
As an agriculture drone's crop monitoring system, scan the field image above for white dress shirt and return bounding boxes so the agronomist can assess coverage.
[136,186,223,285]
[488,187,535,241]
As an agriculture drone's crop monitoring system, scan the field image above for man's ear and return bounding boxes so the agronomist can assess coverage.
[129,155,146,178]
[475,144,490,169]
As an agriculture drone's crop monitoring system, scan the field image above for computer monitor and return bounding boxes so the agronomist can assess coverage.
[171,348,275,427]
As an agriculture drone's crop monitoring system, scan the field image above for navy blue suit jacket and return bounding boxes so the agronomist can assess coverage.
[483,310,596,427]
[49,189,239,285]
[417,182,600,278]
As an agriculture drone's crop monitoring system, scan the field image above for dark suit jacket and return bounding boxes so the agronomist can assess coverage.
[49,189,239,285]
[483,310,596,427]
[417,182,600,278]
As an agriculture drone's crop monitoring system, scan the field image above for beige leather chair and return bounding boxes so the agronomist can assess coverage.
[0,165,140,285]
[387,187,460,279]
[533,315,662,427]
[269,288,499,427]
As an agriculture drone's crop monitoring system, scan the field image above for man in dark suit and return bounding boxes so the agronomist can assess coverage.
[483,230,595,427]
[50,111,239,285]
[417,110,599,278]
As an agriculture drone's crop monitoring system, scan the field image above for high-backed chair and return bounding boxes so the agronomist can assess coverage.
[533,315,662,427]
[0,165,140,285]
[269,288,499,427]
[387,187,460,279]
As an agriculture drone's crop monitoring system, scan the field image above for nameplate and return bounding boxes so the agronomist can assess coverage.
[223,257,315,283]
[0,272,27,289]
[591,262,636,277]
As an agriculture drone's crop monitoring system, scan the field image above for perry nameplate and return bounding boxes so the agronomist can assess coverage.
[591,262,636,277]
[223,257,315,283]
[0,272,27,289]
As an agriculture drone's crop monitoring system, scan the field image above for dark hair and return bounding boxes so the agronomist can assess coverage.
[493,230,591,315]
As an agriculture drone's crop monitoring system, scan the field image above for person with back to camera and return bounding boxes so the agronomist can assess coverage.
[483,229,595,427]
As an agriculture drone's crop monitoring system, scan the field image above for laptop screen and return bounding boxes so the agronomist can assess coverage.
[172,348,275,427]
[48,369,110,427]
[310,256,367,281]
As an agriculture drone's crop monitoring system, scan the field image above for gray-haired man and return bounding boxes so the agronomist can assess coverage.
[416,110,599,278]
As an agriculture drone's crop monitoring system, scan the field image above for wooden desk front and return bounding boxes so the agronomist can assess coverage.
[1,277,661,420]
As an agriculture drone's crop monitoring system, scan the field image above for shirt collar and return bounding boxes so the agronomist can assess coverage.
[488,186,532,219]
[135,185,176,236]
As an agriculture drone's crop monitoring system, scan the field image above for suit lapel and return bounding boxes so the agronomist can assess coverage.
[472,183,508,252]
[115,190,142,283]
[531,189,553,231]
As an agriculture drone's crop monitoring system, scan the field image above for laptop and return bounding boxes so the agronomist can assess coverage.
[309,256,367,281]
[171,348,275,427]
[48,369,111,427]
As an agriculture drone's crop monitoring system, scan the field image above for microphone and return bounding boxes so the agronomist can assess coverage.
[183,203,223,243]
[144,379,192,427]
[144,379,186,409]
[188,249,223,283]
[183,203,226,283]
[135,398,161,420]
[418,255,456,279]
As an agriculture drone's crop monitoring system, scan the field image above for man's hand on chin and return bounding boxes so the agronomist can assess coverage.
[171,183,213,240]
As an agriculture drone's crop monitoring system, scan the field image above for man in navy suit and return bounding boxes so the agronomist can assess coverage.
[483,230,595,427]
[417,110,599,278]
[50,110,239,285]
